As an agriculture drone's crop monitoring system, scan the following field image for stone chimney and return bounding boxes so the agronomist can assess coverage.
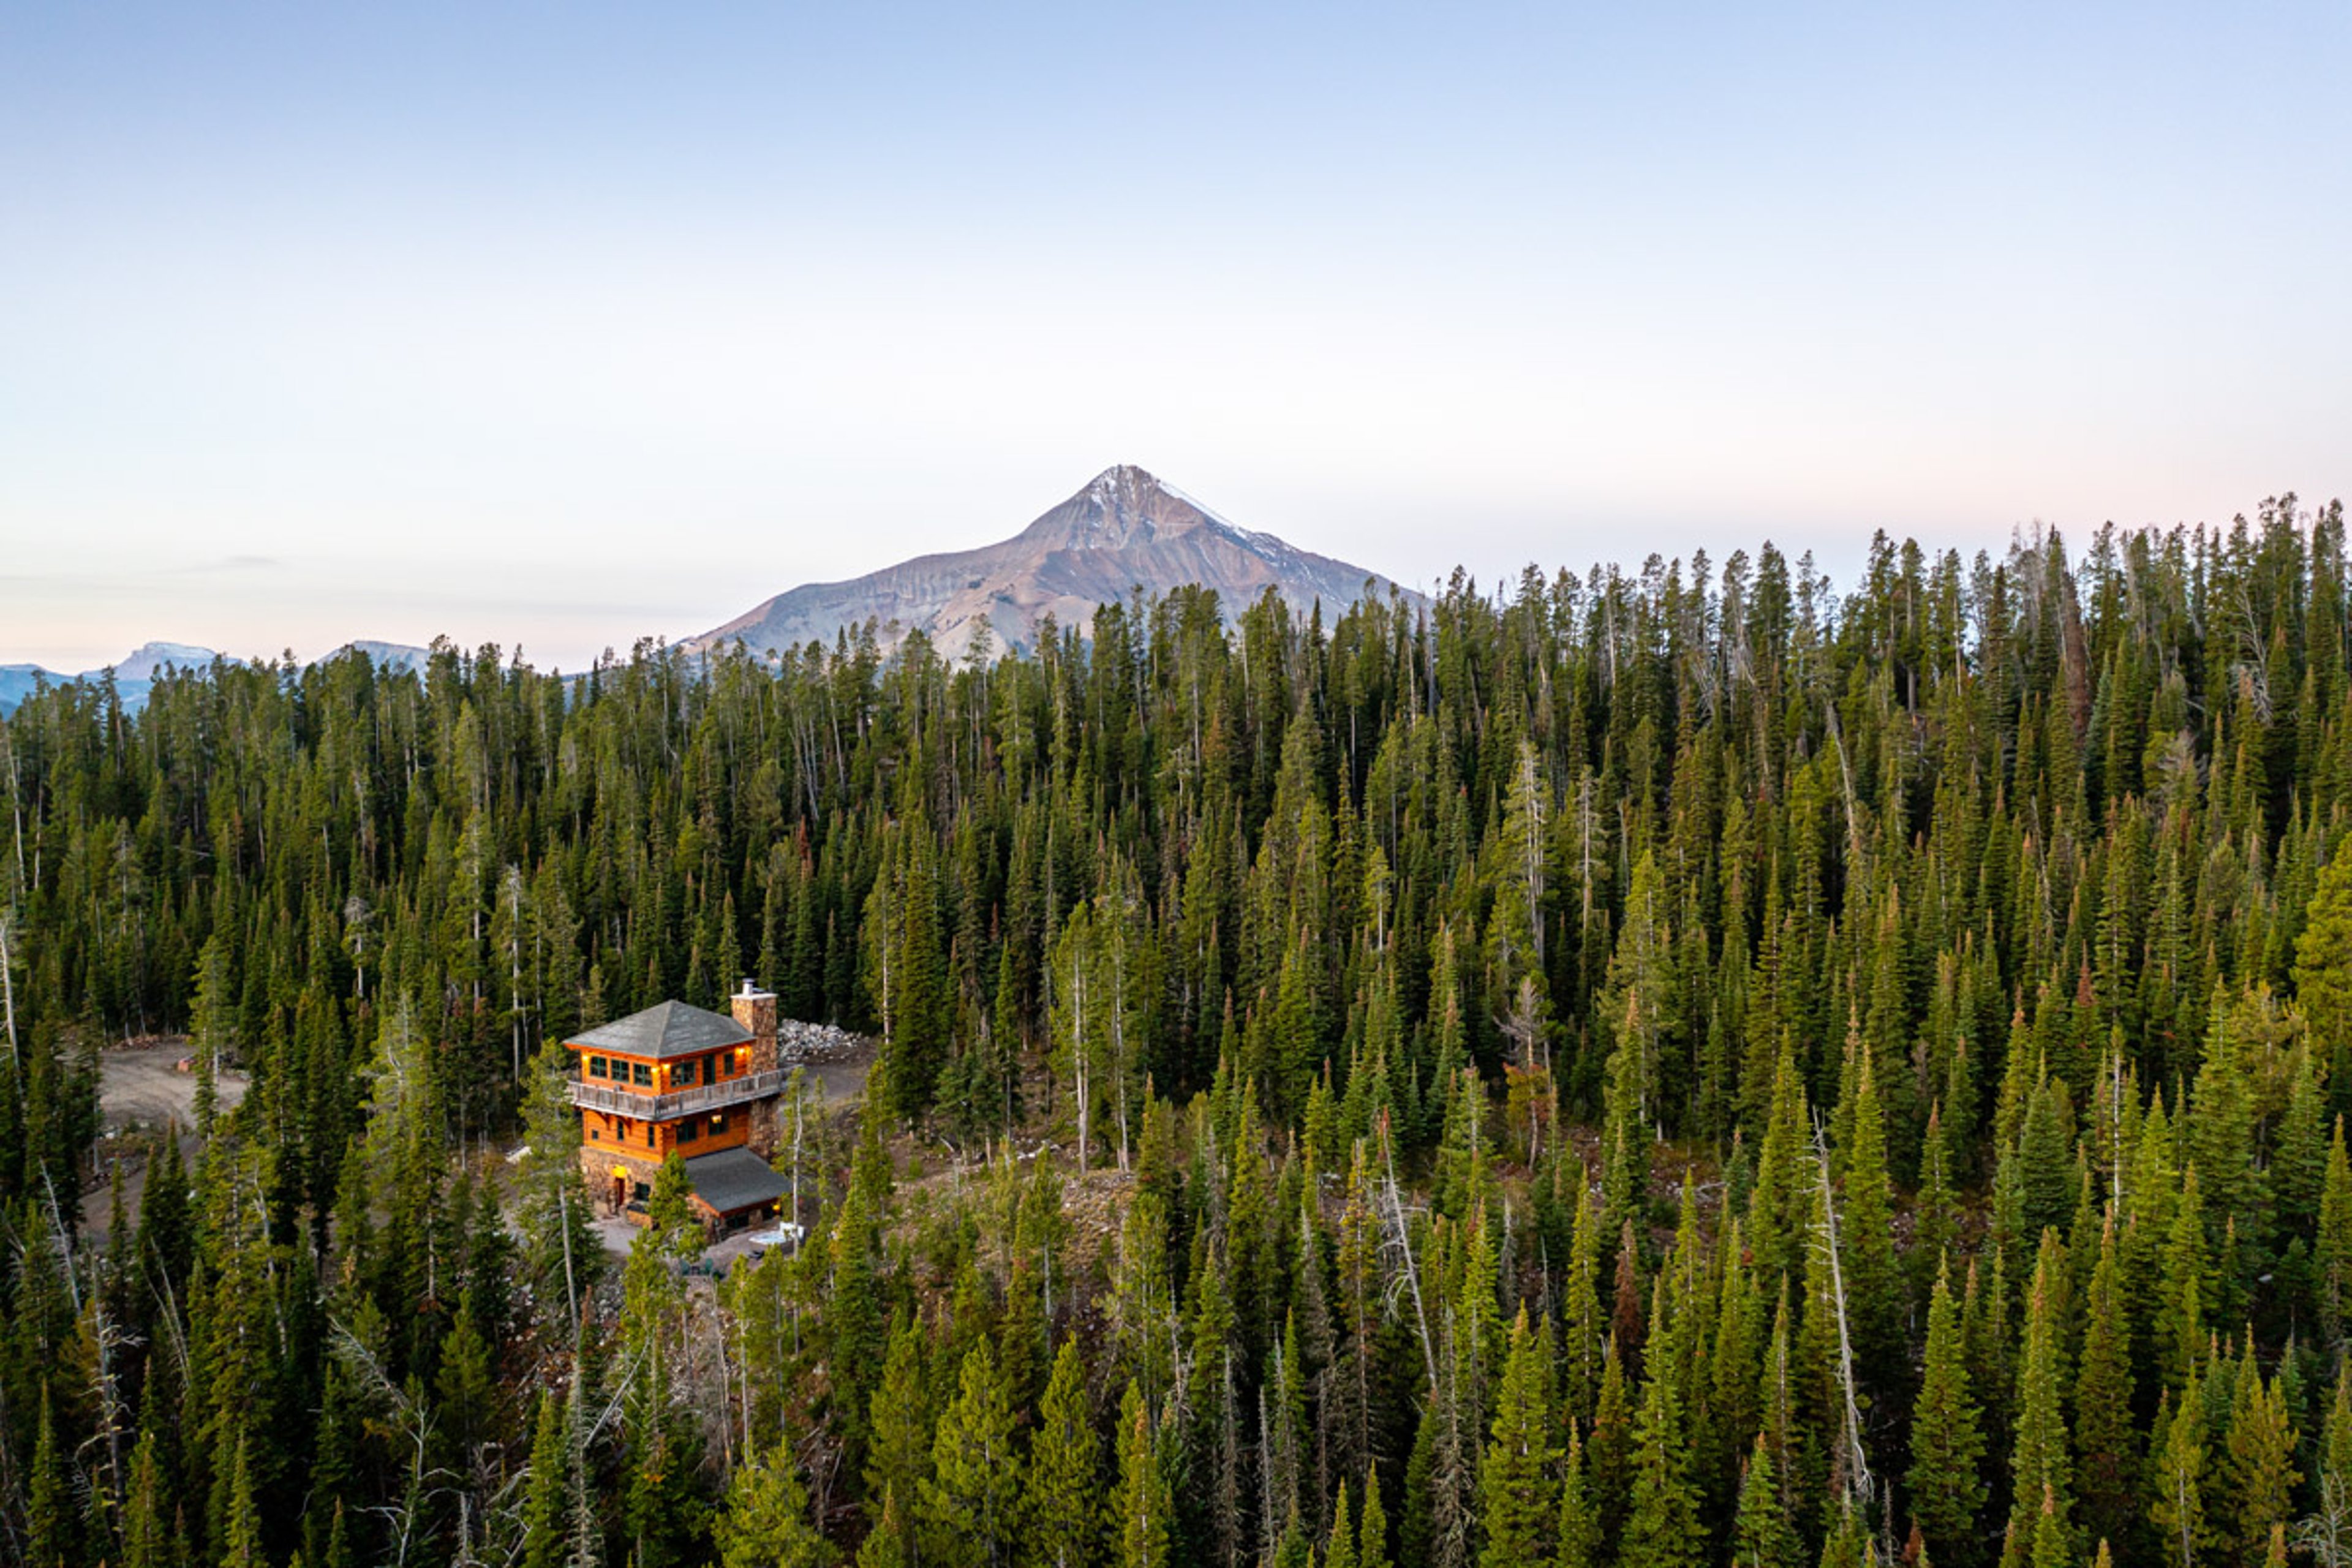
[733,979,783,1159]
[731,979,778,1073]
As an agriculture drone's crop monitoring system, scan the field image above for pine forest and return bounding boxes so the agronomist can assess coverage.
[13,499,2352,1568]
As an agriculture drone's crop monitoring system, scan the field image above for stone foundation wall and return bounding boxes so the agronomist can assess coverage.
[579,1144,657,1215]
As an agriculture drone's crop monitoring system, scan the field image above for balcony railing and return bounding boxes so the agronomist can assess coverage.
[567,1068,786,1120]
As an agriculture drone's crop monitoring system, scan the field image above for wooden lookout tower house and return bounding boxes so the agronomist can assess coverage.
[565,981,790,1232]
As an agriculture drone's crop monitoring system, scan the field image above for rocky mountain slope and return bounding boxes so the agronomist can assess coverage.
[696,465,1421,661]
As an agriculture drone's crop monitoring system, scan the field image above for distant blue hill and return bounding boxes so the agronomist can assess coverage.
[0,639,434,717]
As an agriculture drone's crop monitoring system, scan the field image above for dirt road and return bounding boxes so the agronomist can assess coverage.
[85,1038,247,1234]
[99,1036,247,1133]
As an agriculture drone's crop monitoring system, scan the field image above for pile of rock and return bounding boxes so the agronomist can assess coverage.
[777,1020,864,1062]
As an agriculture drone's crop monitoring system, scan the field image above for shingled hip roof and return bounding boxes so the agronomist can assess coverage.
[570,1000,754,1060]
[682,1148,787,1215]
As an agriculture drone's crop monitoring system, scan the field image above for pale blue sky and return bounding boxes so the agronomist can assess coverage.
[4,2,2347,669]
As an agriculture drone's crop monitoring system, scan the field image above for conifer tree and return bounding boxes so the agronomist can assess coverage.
[1271,1509,1314,1568]
[858,1489,910,1568]
[2004,1247,2073,1561]
[1556,1427,1597,1568]
[188,933,232,1139]
[2321,1117,2352,1346]
[1360,1469,1393,1568]
[1027,1339,1101,1568]
[518,1028,600,1319]
[2071,1222,2137,1562]
[2016,1077,2077,1261]
[867,1314,931,1561]
[2223,1367,2297,1565]
[1327,1482,1359,1568]
[1913,1102,1961,1297]
[1732,1431,1803,1568]
[716,1441,834,1568]
[1818,1499,1868,1568]
[2150,1381,2214,1568]
[1112,1382,1170,1568]
[1480,1308,1559,1568]
[26,1385,72,1568]
[1749,1044,1811,1289]
[1624,1302,1704,1568]
[1561,1164,1606,1422]
[2157,1169,2210,1392]
[1908,1258,1986,1568]
[924,1339,1025,1568]
[1839,1039,1904,1406]
[1589,1340,1635,1550]
[2294,853,2352,1100]
[519,1390,568,1568]
[1429,1319,1479,1568]
[219,1432,263,1568]
[2027,1486,2068,1568]
[122,1421,171,1568]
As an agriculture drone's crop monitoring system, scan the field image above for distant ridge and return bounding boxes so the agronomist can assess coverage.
[0,639,434,717]
[696,465,1422,661]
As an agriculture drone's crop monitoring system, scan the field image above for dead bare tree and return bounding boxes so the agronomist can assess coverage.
[1377,1112,1439,1395]
[0,905,17,1067]
[333,1320,461,1568]
[2296,1473,2352,1568]
[1810,1115,1875,1523]
[504,865,527,1080]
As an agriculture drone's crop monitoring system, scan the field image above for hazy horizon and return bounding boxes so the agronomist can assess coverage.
[6,2,2348,671]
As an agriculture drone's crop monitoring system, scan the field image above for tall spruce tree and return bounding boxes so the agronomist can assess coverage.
[1027,1339,1101,1568]
[715,1442,834,1568]
[1112,1382,1170,1568]
[924,1340,1024,1568]
[1480,1308,1559,1568]
[2071,1222,2138,1561]
[1909,1257,1986,1568]
[1623,1299,1703,1568]
[2004,1245,2073,1566]
[2150,1379,2214,1568]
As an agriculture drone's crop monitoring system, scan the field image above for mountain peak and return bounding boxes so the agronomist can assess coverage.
[1082,463,1168,504]
[116,641,219,679]
[699,467,1420,661]
[1020,463,1224,552]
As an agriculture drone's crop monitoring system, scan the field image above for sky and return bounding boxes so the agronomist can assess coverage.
[3,2,2348,672]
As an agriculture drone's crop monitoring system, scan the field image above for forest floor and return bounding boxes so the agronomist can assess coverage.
[84,1035,249,1235]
